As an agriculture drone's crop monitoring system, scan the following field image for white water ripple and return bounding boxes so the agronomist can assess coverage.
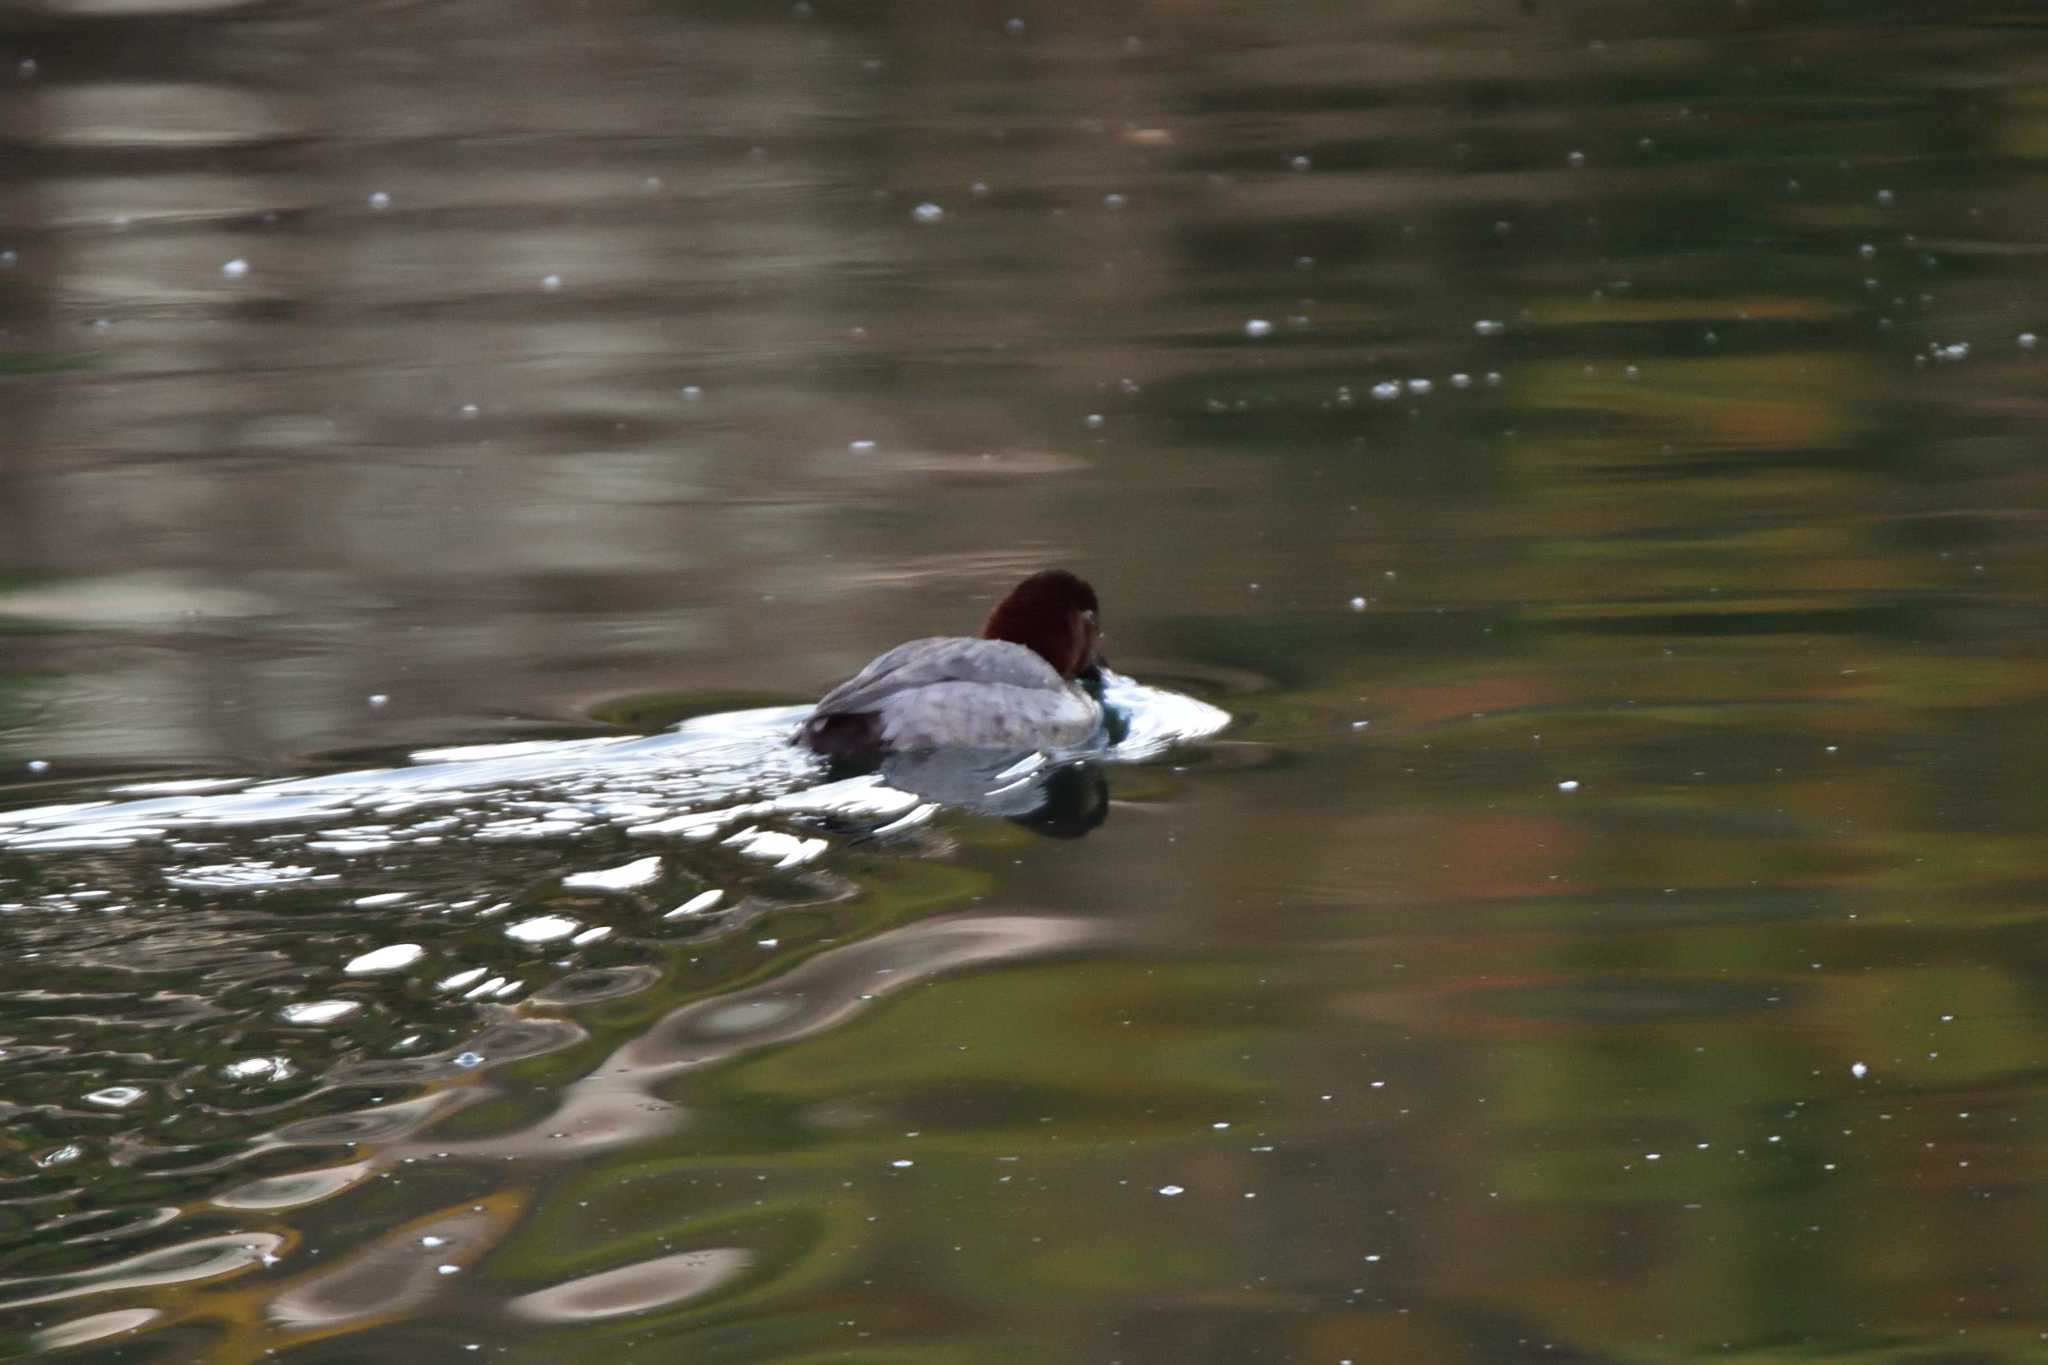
[0,677,1228,894]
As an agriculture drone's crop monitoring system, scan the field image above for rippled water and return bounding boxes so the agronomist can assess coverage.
[4,0,2048,1359]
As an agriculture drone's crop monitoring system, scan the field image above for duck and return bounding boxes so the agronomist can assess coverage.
[797,569,1106,758]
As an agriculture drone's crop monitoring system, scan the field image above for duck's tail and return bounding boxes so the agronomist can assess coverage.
[794,711,885,759]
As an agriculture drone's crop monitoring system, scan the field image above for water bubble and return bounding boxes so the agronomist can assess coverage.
[1558,780,1580,793]
[225,1056,290,1081]
[1448,373,1472,389]
[1103,193,1126,210]
[221,258,250,279]
[280,1000,359,1026]
[26,759,50,773]
[680,385,703,401]
[1084,414,1104,430]
[665,889,725,919]
[345,943,423,975]
[1157,1184,1185,1197]
[1567,150,1586,168]
[0,250,15,268]
[84,1086,145,1109]
[1492,220,1513,237]
[437,1264,461,1276]
[2020,333,2038,351]
[453,1051,484,1069]
[1624,365,1641,381]
[1484,371,1503,387]
[1851,1062,1868,1079]
[891,1158,914,1168]
[540,274,562,291]
[1349,597,1366,612]
[505,915,580,944]
[1244,318,1273,338]
[911,202,944,224]
[1289,154,1312,172]
[1004,16,1025,35]
[848,439,877,454]
[18,58,38,79]
[421,1236,448,1248]
[367,191,391,211]
[1875,189,1896,206]
[563,856,664,891]
[459,403,479,419]
[1405,378,1432,396]
[1473,319,1505,336]
[1858,242,1876,260]
[367,693,389,708]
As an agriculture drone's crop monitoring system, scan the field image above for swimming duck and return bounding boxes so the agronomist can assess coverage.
[797,569,1105,758]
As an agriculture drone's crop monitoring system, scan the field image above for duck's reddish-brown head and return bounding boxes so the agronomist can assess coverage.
[981,569,1102,680]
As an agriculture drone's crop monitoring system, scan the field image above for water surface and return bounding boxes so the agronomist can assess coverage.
[3,0,2048,1360]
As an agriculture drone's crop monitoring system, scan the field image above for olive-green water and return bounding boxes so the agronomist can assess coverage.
[3,0,2047,1360]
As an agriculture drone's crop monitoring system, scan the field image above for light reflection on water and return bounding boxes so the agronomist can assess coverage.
[3,0,2048,1357]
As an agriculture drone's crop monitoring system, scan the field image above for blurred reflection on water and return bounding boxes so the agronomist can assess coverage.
[3,0,2048,1358]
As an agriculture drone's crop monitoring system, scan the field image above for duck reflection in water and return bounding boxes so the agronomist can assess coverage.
[873,749,1113,839]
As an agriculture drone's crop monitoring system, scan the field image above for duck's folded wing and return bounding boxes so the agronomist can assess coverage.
[811,638,1062,718]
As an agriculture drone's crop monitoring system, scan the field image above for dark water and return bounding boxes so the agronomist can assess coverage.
[3,0,2048,1358]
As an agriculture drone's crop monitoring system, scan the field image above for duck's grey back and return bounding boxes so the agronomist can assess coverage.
[801,637,1094,755]
[810,637,1064,719]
